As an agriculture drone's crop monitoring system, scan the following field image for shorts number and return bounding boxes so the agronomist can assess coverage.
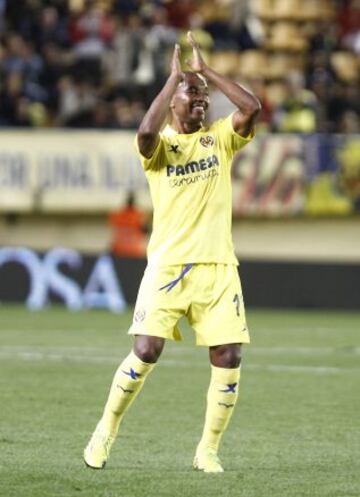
[233,293,240,317]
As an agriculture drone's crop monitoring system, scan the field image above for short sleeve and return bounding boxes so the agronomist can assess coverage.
[134,134,166,171]
[212,113,254,156]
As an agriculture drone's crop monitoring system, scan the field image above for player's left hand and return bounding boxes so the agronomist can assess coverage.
[185,31,207,73]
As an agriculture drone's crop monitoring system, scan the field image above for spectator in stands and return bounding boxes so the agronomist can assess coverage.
[69,0,115,84]
[305,51,336,91]
[337,0,360,53]
[40,42,68,117]
[178,12,213,67]
[145,5,178,92]
[339,110,360,133]
[0,0,358,131]
[228,0,260,50]
[4,1,38,40]
[196,0,234,49]
[0,72,30,126]
[1,33,27,75]
[0,0,5,34]
[56,76,98,127]
[112,97,145,129]
[327,82,360,133]
[165,0,195,29]
[21,40,47,102]
[272,71,317,133]
[104,14,143,90]
[114,0,142,17]
[304,50,336,131]
[90,100,113,129]
[33,6,69,53]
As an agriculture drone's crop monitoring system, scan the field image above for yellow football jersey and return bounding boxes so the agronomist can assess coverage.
[135,113,254,266]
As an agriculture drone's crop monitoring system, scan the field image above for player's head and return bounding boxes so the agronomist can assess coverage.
[170,72,210,127]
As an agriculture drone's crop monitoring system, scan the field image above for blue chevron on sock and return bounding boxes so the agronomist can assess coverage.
[220,382,237,393]
[122,368,142,380]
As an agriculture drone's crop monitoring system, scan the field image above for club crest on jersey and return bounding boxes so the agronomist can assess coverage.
[200,135,214,148]
[134,309,146,322]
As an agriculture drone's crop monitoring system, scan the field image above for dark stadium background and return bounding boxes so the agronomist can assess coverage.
[1,0,359,310]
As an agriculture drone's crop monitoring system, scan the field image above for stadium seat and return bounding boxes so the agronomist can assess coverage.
[252,0,325,21]
[271,0,304,21]
[237,50,268,79]
[265,81,288,105]
[257,0,336,22]
[298,0,335,22]
[252,0,274,21]
[210,51,240,77]
[266,22,308,51]
[267,53,305,79]
[331,52,360,83]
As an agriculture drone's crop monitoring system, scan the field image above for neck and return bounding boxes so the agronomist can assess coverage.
[170,116,203,134]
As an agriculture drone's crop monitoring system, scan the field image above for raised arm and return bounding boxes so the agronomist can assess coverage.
[186,32,261,137]
[137,45,184,158]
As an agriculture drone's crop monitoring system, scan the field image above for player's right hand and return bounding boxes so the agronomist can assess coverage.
[185,31,207,74]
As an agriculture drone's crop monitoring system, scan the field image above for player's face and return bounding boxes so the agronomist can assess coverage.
[171,73,210,125]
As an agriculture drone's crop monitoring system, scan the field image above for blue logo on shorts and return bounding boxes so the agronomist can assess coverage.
[159,263,193,292]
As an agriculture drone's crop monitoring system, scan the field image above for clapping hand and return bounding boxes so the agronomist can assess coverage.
[185,31,207,73]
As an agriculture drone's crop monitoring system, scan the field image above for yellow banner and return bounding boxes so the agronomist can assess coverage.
[0,130,359,216]
[0,130,151,212]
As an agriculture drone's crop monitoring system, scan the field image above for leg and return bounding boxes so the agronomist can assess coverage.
[133,335,165,363]
[189,265,249,472]
[84,335,165,469]
[209,343,242,368]
[194,343,242,473]
[100,335,165,432]
[84,261,188,469]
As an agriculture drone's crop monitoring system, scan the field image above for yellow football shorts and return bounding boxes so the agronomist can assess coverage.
[128,263,250,346]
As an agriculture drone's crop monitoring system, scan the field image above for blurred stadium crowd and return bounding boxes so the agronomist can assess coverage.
[0,0,359,133]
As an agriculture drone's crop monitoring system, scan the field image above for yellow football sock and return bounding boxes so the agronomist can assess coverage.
[199,365,241,452]
[100,350,155,436]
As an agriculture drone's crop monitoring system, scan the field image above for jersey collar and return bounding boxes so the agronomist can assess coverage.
[163,124,206,136]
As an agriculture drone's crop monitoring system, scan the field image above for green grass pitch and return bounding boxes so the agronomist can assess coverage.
[1,306,359,497]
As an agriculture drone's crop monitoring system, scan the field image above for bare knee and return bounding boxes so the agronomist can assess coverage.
[209,343,242,368]
[133,335,165,363]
